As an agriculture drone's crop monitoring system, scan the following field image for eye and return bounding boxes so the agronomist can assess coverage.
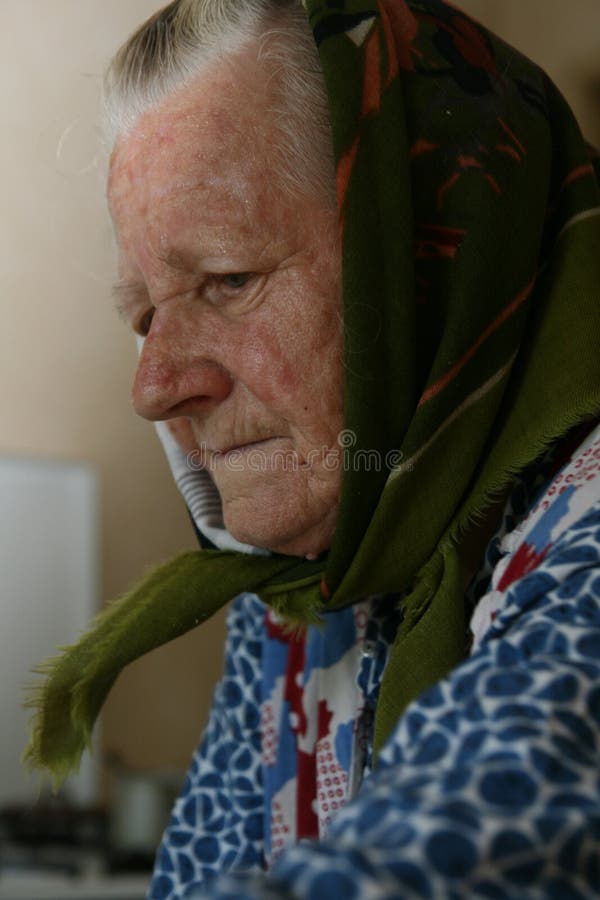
[137,308,155,337]
[221,272,252,290]
[204,272,261,309]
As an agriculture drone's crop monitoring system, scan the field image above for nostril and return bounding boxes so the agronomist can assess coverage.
[132,349,234,422]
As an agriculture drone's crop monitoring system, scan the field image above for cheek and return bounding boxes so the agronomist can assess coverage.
[234,311,344,430]
[235,320,303,406]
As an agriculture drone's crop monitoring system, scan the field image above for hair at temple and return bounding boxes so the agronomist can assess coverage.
[103,0,335,201]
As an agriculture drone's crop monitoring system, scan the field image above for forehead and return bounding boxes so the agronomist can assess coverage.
[107,53,272,225]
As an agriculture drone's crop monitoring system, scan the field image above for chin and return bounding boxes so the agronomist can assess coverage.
[222,496,337,559]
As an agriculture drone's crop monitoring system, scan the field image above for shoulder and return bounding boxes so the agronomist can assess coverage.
[470,422,600,650]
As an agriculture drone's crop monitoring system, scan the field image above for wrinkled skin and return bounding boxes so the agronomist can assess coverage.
[108,49,345,558]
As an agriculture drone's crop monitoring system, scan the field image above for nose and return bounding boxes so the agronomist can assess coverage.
[131,308,233,421]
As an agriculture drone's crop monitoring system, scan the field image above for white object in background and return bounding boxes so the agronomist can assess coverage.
[0,455,100,806]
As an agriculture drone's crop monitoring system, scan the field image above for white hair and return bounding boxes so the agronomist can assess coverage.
[103,0,335,201]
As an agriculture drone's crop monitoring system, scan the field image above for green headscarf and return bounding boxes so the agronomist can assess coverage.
[25,0,600,787]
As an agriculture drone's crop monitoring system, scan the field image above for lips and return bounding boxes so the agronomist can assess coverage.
[212,437,280,456]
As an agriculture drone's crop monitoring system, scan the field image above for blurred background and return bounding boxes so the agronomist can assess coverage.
[1,1,599,896]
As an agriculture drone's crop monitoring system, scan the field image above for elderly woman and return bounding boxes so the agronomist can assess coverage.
[27,0,600,897]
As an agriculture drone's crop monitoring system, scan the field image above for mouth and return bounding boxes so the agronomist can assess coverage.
[211,437,283,457]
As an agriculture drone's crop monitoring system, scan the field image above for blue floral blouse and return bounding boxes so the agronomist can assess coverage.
[149,424,600,899]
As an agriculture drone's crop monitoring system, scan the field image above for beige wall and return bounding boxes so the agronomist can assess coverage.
[2,1,599,786]
[1,1,227,780]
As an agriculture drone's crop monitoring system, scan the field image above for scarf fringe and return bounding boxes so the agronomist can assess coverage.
[22,551,325,789]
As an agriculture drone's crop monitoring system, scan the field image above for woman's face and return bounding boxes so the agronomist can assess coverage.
[107,55,345,558]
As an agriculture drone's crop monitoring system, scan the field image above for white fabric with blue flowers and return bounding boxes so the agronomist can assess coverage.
[149,424,600,899]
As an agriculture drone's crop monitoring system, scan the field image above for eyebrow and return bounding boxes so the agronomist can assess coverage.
[111,280,145,324]
[110,247,199,323]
